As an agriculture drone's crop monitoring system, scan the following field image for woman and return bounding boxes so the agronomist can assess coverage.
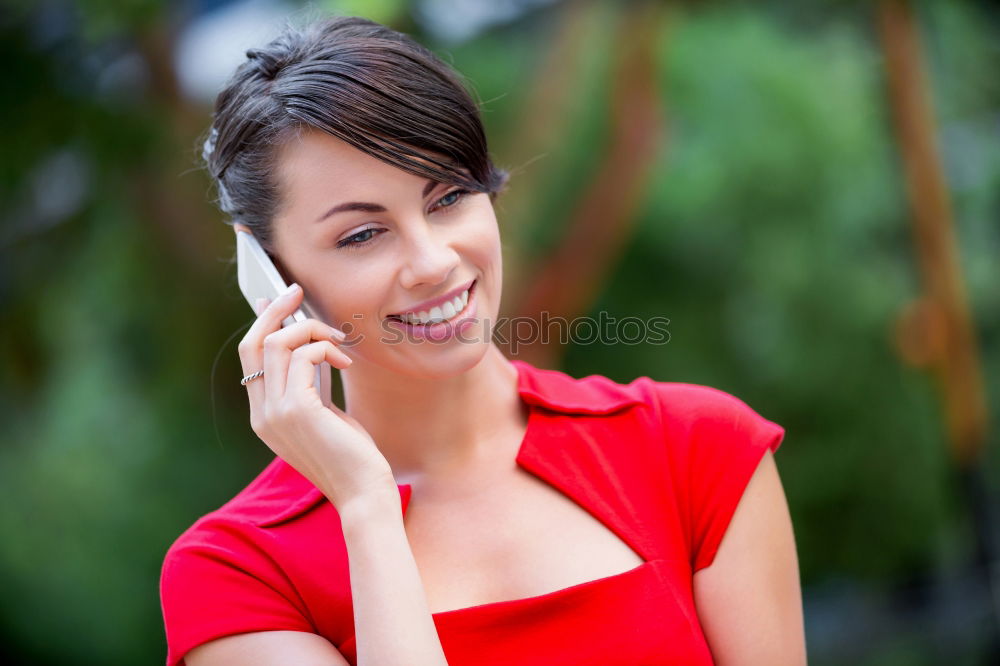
[160,14,807,666]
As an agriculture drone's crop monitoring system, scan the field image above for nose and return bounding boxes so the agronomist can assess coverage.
[398,223,461,290]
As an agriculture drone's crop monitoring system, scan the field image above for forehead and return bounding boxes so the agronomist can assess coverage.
[275,128,425,199]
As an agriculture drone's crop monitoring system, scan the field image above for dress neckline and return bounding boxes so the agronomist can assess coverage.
[338,558,667,659]
[428,559,661,619]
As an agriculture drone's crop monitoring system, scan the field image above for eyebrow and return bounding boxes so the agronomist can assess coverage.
[314,178,440,224]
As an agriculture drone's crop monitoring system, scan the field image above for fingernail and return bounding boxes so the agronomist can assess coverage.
[282,283,300,296]
[255,297,268,315]
[330,328,347,341]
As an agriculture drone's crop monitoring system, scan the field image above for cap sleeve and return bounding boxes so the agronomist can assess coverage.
[655,383,786,573]
[159,520,315,666]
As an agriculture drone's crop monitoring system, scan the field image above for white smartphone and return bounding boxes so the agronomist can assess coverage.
[235,229,333,406]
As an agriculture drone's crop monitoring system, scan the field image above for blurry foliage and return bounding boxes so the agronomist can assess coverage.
[0,0,997,664]
[321,0,409,26]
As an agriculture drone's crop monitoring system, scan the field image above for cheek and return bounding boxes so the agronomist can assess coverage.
[326,273,380,315]
[473,226,501,263]
[466,208,502,261]
[305,258,382,328]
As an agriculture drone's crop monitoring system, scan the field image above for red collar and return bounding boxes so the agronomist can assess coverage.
[510,359,645,415]
[244,359,644,527]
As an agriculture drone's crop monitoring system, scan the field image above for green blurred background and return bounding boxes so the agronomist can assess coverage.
[1,0,998,664]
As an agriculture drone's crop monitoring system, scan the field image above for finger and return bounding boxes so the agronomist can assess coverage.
[244,299,270,405]
[238,283,305,410]
[258,282,305,334]
[237,296,278,412]
[286,341,353,397]
[238,283,301,376]
[262,316,349,404]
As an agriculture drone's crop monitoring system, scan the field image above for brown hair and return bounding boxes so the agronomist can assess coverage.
[201,15,509,252]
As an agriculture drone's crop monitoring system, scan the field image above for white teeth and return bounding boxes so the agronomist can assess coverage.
[396,287,471,325]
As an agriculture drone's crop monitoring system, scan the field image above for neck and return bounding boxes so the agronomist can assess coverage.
[339,344,523,483]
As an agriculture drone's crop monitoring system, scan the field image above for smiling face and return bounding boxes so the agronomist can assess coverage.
[268,127,503,379]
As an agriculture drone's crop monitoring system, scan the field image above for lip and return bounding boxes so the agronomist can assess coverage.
[387,278,476,318]
[385,281,478,342]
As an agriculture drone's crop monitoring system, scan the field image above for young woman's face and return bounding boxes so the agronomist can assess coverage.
[269,128,503,378]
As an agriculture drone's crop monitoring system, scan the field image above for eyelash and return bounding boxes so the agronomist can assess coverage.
[335,189,472,251]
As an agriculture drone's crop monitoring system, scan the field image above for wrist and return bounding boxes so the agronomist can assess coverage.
[336,484,404,533]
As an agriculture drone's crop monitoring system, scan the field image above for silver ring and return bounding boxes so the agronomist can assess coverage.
[240,369,264,386]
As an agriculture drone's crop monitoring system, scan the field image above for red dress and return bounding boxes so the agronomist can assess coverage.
[160,359,786,665]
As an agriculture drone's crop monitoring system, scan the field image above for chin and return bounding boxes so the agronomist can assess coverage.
[383,338,491,381]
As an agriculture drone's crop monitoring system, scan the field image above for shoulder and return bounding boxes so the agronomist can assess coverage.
[616,373,786,459]
[512,358,744,420]
[159,458,342,665]
[160,456,331,591]
[166,456,326,548]
[514,359,780,436]
[210,455,329,527]
[511,360,784,453]
[512,361,785,480]
[625,374,780,434]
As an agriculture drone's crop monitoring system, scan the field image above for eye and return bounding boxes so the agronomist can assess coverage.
[336,226,383,250]
[433,188,471,211]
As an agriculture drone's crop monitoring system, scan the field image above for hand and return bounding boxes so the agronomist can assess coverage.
[237,283,397,511]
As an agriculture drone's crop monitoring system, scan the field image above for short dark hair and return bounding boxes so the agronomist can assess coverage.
[201,15,509,252]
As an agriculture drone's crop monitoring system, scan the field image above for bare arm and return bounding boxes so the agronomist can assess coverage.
[692,449,807,665]
[338,489,450,665]
[183,488,447,666]
[186,631,351,666]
